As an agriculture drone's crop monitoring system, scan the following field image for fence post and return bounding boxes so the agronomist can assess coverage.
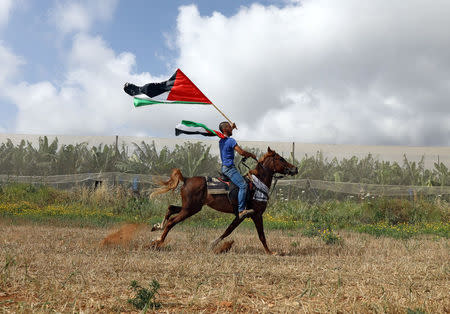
[292,142,295,162]
[288,142,295,200]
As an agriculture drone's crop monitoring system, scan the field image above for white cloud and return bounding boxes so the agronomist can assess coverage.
[0,42,25,86]
[51,0,118,34]
[52,2,90,33]
[0,0,13,27]
[3,0,450,146]
[2,0,215,137]
[5,34,215,136]
[175,1,450,145]
[5,34,144,134]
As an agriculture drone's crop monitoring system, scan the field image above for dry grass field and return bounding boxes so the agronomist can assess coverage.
[0,222,448,313]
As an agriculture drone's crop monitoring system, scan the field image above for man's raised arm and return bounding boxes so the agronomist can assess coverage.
[234,145,257,160]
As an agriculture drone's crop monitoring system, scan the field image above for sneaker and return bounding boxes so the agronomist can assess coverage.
[238,209,255,219]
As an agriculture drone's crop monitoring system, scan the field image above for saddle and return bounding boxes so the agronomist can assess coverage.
[205,172,253,215]
[205,173,229,193]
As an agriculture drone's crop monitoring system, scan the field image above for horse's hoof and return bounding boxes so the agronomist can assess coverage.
[267,250,278,256]
[151,223,161,231]
[153,239,161,246]
[144,241,157,250]
[146,239,162,248]
[210,239,221,249]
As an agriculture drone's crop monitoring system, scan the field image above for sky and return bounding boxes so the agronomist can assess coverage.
[0,0,449,146]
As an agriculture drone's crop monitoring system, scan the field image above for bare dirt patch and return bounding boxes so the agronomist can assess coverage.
[214,240,234,254]
[0,222,448,313]
[100,223,144,247]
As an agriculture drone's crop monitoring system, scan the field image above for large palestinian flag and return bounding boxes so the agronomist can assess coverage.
[175,120,224,138]
[124,69,212,107]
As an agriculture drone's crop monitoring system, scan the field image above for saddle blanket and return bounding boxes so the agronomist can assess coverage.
[205,175,269,201]
[251,174,269,202]
[205,176,229,194]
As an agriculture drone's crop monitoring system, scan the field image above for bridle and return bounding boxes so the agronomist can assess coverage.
[258,154,291,179]
[240,154,290,178]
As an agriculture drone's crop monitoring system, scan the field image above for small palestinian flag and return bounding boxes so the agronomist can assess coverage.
[175,120,225,138]
[124,69,212,107]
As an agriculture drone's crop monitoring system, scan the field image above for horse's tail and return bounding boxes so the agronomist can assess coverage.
[150,168,185,198]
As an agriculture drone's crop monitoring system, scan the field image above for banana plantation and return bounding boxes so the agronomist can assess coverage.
[0,136,449,187]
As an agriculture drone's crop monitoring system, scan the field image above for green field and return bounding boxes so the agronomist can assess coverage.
[1,184,448,240]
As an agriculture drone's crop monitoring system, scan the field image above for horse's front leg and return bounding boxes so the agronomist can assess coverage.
[210,215,246,249]
[251,213,274,255]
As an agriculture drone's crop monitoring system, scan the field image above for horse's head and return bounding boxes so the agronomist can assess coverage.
[258,147,298,176]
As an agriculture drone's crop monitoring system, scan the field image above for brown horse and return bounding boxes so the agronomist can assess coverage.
[150,147,298,254]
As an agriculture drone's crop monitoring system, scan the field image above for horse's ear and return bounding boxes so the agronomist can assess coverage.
[267,146,273,153]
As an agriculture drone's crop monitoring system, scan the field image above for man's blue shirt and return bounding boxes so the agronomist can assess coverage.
[219,137,237,167]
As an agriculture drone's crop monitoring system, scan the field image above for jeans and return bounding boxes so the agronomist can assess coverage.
[222,165,247,212]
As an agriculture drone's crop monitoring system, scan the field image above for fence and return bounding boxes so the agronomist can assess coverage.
[1,133,449,199]
[0,172,160,191]
[2,172,450,197]
[276,179,450,196]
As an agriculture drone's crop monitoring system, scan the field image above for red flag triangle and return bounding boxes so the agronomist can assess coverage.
[167,69,212,104]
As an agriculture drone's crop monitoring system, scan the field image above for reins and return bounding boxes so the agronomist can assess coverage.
[239,157,252,171]
[240,156,287,199]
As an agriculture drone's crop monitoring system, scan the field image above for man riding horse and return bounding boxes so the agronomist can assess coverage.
[150,127,298,254]
[218,121,257,219]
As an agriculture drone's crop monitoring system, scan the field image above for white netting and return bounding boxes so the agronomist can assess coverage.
[1,133,449,197]
[1,173,450,196]
[277,179,450,196]
[0,172,161,186]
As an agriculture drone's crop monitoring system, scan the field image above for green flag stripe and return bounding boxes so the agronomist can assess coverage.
[134,98,211,107]
[180,120,216,134]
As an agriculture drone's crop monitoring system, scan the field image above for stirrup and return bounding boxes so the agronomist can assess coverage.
[238,209,254,219]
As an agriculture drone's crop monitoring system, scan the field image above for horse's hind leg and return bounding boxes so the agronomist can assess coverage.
[152,176,207,247]
[151,205,181,231]
[153,205,201,247]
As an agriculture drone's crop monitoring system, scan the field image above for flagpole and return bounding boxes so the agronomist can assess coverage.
[211,103,234,125]
[176,69,235,125]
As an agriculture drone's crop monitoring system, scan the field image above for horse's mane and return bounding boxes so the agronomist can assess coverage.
[249,150,276,176]
[258,151,275,163]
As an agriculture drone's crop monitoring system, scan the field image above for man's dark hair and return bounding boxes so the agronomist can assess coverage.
[219,121,229,133]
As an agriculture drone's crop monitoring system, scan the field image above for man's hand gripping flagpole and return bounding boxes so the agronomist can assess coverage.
[210,103,237,129]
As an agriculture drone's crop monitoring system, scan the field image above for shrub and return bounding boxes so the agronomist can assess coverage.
[320,228,342,245]
[128,280,161,311]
